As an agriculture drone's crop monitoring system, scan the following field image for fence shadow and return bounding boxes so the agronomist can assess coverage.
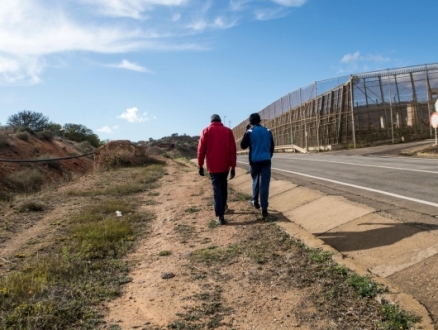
[316,222,438,252]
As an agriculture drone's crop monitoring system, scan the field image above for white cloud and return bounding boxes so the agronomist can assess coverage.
[172,13,181,21]
[338,51,393,75]
[254,8,286,21]
[341,51,390,64]
[270,0,307,6]
[0,55,44,85]
[97,125,120,133]
[187,16,237,31]
[80,0,188,19]
[0,1,199,84]
[97,126,114,133]
[109,59,154,73]
[230,0,254,11]
[0,0,310,84]
[341,51,361,63]
[117,107,150,123]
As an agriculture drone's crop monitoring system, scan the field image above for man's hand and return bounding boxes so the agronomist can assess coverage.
[230,168,235,179]
[199,167,205,176]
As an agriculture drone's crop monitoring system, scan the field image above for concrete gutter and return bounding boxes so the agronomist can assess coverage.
[229,166,435,329]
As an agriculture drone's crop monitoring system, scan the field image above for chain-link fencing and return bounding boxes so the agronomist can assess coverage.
[233,63,438,151]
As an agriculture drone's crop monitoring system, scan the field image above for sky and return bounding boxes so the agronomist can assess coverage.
[1,0,438,142]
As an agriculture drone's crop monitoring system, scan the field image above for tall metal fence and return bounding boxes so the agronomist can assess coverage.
[233,63,438,150]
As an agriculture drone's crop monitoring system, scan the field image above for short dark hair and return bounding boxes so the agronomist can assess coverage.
[211,114,221,122]
[249,113,261,125]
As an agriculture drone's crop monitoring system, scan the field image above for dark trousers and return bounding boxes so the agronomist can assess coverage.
[250,163,271,211]
[209,172,229,217]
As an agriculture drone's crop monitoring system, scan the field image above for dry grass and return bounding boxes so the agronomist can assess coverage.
[2,168,45,193]
[0,163,163,329]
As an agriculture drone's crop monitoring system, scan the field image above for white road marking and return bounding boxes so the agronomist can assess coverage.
[272,155,438,174]
[237,161,438,208]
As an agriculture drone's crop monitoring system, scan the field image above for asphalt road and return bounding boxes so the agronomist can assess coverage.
[237,140,438,220]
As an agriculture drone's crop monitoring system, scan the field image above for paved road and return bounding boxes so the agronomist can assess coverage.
[237,140,438,218]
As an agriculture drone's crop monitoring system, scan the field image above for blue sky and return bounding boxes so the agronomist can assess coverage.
[0,0,437,142]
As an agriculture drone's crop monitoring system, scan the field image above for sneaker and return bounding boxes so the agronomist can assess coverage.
[217,216,226,225]
[250,200,260,209]
[261,209,269,219]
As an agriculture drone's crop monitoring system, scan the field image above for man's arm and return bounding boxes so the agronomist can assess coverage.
[229,129,237,169]
[240,131,251,150]
[269,130,275,158]
[197,128,207,168]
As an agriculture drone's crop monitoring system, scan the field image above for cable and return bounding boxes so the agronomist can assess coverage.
[0,152,94,163]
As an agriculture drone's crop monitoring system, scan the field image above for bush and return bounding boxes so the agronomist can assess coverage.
[38,154,62,170]
[3,168,45,192]
[0,131,11,148]
[7,110,49,132]
[103,153,132,169]
[16,131,30,141]
[36,130,54,141]
[18,201,46,212]
[75,140,94,154]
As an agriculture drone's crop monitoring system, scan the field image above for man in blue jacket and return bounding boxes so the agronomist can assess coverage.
[240,113,274,218]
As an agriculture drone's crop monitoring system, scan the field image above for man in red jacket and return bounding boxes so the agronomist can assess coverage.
[198,114,237,225]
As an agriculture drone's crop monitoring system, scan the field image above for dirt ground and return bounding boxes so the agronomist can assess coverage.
[102,161,315,330]
[0,157,422,330]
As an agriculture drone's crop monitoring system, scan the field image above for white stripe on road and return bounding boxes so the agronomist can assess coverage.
[272,155,438,175]
[237,161,438,208]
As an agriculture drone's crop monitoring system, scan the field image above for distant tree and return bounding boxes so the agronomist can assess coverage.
[7,110,49,131]
[45,122,62,135]
[63,123,101,147]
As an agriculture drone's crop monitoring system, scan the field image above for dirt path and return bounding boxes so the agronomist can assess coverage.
[103,161,312,329]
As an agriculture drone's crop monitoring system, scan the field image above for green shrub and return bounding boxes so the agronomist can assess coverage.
[36,130,54,141]
[346,274,385,298]
[103,153,131,169]
[3,168,45,192]
[16,131,30,141]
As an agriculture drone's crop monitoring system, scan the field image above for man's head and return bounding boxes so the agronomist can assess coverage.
[249,113,261,125]
[211,114,222,123]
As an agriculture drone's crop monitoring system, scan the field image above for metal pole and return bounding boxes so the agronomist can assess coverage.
[316,83,320,151]
[425,65,433,138]
[288,93,293,144]
[386,71,394,143]
[299,88,307,150]
[378,76,390,137]
[435,127,437,146]
[349,76,357,148]
[410,72,422,133]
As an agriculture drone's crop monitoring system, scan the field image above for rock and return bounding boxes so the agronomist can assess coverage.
[161,272,175,279]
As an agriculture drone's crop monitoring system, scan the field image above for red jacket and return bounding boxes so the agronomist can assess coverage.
[197,122,237,173]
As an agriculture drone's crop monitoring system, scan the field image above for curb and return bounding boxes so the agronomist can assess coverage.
[229,166,434,330]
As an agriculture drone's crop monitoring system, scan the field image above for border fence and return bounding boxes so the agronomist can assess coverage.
[232,63,438,151]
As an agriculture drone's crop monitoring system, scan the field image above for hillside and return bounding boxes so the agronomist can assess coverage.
[0,130,94,200]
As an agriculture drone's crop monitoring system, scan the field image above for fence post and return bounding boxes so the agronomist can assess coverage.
[349,76,357,148]
[316,82,320,151]
[299,88,308,151]
[386,70,395,143]
[425,64,433,138]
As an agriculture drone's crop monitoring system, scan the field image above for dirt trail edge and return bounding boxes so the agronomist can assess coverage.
[102,159,431,330]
